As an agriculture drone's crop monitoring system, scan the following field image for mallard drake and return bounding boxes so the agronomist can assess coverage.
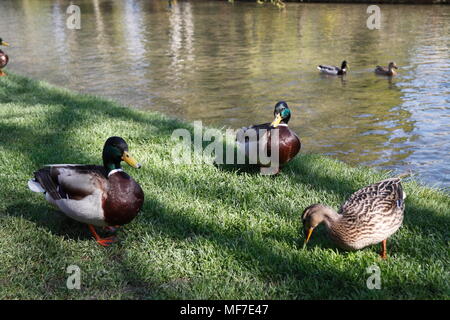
[28,137,144,246]
[375,62,398,76]
[302,177,406,259]
[0,38,10,77]
[317,60,347,75]
[236,101,301,174]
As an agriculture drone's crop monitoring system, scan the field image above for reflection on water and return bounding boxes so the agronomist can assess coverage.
[0,0,449,188]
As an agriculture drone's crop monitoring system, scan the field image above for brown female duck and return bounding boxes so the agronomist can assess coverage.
[0,38,10,76]
[302,177,406,259]
[237,101,301,174]
[28,137,144,246]
[375,62,398,76]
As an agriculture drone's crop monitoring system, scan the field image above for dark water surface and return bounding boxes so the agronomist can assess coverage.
[1,0,449,188]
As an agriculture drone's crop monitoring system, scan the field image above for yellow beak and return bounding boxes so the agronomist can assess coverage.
[1,41,9,46]
[304,228,314,245]
[122,151,141,169]
[270,114,283,128]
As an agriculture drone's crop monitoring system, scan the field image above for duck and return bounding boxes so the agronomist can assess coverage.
[302,177,406,259]
[375,62,398,76]
[28,136,144,246]
[317,60,348,75]
[236,101,301,174]
[0,38,10,77]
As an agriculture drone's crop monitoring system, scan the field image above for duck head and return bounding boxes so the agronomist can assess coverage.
[341,60,348,71]
[302,204,337,245]
[0,38,9,46]
[388,62,398,70]
[270,101,292,127]
[102,136,141,172]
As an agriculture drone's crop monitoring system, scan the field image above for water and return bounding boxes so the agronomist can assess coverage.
[1,0,449,189]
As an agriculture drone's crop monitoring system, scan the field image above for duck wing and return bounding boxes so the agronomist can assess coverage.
[237,122,272,142]
[375,65,388,73]
[236,123,274,164]
[339,178,405,218]
[33,165,108,201]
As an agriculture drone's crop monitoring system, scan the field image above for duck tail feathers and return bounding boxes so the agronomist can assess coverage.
[28,179,46,193]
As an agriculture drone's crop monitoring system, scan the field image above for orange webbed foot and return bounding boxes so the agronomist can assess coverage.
[96,236,118,247]
[88,224,118,247]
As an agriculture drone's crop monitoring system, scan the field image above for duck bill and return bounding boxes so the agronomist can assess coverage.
[1,41,9,46]
[270,114,283,128]
[304,228,314,245]
[122,151,142,169]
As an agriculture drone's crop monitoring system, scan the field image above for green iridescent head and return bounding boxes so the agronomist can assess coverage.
[271,101,292,127]
[102,136,141,172]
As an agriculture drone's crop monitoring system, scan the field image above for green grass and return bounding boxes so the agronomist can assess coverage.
[0,74,449,299]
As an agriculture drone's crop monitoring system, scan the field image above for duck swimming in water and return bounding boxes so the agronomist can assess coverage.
[317,60,348,76]
[375,62,398,76]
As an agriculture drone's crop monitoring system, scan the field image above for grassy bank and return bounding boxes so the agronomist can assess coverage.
[0,74,449,299]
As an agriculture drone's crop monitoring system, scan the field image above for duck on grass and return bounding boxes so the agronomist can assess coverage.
[0,73,448,299]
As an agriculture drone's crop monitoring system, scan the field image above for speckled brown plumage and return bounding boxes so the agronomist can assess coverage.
[302,178,406,258]
[375,62,398,76]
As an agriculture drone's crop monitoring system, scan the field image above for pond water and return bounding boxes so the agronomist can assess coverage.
[1,0,449,189]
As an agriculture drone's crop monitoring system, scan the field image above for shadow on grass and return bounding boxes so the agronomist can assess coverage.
[0,75,361,297]
[137,197,365,298]
[0,74,448,298]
